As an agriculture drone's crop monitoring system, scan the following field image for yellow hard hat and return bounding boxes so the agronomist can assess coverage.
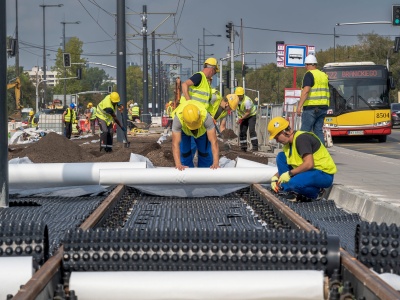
[29,111,34,116]
[268,117,289,140]
[110,92,120,103]
[182,103,202,130]
[87,102,93,108]
[226,94,239,110]
[204,57,219,73]
[235,87,244,96]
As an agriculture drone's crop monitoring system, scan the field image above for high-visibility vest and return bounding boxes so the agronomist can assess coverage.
[188,72,211,108]
[90,107,97,120]
[29,116,38,128]
[175,101,208,138]
[237,95,257,118]
[96,95,116,126]
[302,69,330,107]
[283,131,337,174]
[207,89,227,121]
[131,106,140,116]
[64,108,76,123]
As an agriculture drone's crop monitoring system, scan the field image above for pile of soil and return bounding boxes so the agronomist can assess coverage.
[8,130,268,166]
[220,129,237,140]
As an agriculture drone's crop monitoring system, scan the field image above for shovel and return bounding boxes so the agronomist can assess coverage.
[215,124,231,151]
[118,122,131,148]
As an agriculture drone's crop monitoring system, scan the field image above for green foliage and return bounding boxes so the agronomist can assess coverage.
[126,65,144,107]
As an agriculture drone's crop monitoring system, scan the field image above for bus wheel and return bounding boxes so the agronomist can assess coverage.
[377,135,387,143]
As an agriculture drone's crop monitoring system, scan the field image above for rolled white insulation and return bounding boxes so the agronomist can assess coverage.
[235,157,273,168]
[0,257,33,300]
[8,162,147,189]
[99,166,277,185]
[69,270,324,300]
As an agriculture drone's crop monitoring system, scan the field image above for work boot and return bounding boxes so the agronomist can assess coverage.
[241,148,247,152]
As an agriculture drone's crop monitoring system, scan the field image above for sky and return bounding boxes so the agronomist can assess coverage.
[6,0,400,79]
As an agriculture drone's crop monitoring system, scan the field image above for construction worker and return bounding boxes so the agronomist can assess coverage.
[165,100,174,129]
[208,89,239,132]
[171,101,219,170]
[181,57,219,109]
[62,103,77,139]
[86,102,97,135]
[268,116,337,202]
[28,110,38,129]
[96,92,126,152]
[128,103,134,120]
[296,54,330,143]
[235,86,259,152]
[131,102,140,122]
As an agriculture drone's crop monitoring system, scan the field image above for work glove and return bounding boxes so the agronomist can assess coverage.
[237,118,243,125]
[270,175,279,192]
[278,171,291,184]
[121,126,127,132]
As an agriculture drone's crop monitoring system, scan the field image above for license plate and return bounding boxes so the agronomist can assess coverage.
[348,130,364,135]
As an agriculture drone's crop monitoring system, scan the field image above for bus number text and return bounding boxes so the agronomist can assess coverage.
[376,113,389,119]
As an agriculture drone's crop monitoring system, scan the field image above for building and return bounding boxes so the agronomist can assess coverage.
[25,66,60,87]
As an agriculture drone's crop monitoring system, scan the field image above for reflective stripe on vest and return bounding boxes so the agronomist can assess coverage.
[96,95,116,126]
[131,106,140,116]
[64,108,76,123]
[189,72,211,108]
[237,95,257,118]
[176,101,208,138]
[303,69,330,107]
[283,131,337,174]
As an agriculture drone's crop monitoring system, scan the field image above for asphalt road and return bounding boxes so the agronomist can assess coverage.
[332,127,400,160]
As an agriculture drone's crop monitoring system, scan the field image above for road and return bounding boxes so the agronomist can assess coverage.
[332,127,400,160]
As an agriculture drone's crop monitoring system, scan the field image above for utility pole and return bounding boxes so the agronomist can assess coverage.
[141,5,150,124]
[1,0,8,207]
[157,49,161,114]
[15,0,19,76]
[229,24,235,94]
[117,0,127,141]
[151,32,157,115]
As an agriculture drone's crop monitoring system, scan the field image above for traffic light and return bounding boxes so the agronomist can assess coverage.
[394,37,400,53]
[7,38,16,57]
[226,22,233,40]
[225,70,230,89]
[393,5,400,26]
[63,53,71,67]
[76,68,82,80]
[108,86,112,93]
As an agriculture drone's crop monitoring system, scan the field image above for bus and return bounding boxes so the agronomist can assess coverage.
[323,62,394,142]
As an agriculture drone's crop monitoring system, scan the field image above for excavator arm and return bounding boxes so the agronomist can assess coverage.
[7,77,22,110]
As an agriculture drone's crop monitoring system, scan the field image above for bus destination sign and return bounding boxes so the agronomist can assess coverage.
[325,69,383,80]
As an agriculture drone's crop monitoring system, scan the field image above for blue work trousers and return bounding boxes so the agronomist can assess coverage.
[276,152,334,199]
[300,106,328,143]
[180,132,212,168]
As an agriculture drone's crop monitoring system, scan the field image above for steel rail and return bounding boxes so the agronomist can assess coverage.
[253,183,400,300]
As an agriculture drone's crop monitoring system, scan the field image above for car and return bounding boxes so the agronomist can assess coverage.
[391,103,400,128]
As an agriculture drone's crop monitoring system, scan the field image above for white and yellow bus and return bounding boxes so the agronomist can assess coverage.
[323,62,394,142]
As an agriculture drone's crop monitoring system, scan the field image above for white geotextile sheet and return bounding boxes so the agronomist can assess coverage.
[0,257,33,300]
[69,270,324,300]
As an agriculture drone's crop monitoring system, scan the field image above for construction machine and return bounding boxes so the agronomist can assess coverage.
[7,77,23,121]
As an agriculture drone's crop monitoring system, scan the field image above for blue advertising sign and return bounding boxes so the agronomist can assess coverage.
[284,45,308,67]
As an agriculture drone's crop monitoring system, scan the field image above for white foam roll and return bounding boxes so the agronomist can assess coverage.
[70,270,324,300]
[99,167,277,185]
[235,157,272,168]
[9,162,147,189]
[0,257,33,299]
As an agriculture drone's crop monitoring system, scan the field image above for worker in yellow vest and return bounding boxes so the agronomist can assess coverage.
[96,92,126,152]
[86,102,97,135]
[28,110,38,129]
[171,101,219,170]
[131,102,140,122]
[165,100,174,129]
[62,103,77,139]
[207,89,239,133]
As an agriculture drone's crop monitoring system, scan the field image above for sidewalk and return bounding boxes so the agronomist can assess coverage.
[325,146,400,226]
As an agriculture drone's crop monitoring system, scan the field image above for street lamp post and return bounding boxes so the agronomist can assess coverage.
[203,28,221,63]
[36,79,47,112]
[61,20,80,106]
[40,3,63,104]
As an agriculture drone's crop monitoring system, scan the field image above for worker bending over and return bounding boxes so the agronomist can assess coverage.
[207,90,239,132]
[172,101,219,170]
[268,116,337,202]
[96,92,126,152]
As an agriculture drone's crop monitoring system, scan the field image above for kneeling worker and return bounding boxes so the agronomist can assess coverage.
[96,92,126,152]
[268,116,337,201]
[172,101,219,170]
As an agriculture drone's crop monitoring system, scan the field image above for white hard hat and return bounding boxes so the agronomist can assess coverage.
[305,54,317,64]
[129,104,134,107]
[133,102,138,106]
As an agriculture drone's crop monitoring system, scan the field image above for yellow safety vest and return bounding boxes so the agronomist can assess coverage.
[64,108,76,123]
[207,89,227,121]
[175,101,208,138]
[283,131,337,174]
[29,116,37,128]
[96,95,117,126]
[302,69,330,107]
[237,96,257,118]
[90,107,97,120]
[131,106,140,116]
[166,104,173,117]
[187,72,211,108]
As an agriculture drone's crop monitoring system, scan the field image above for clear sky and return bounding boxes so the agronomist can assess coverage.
[6,0,400,78]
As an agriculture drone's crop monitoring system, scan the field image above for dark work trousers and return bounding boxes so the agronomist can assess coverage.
[98,118,114,152]
[89,119,96,135]
[239,115,258,151]
[65,122,73,139]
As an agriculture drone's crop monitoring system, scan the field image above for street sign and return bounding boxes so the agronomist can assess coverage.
[308,46,316,56]
[276,43,285,68]
[284,45,307,67]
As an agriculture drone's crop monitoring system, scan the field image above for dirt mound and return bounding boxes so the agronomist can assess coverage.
[13,132,95,163]
[220,129,237,139]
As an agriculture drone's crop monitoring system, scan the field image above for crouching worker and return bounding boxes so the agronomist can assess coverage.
[172,101,219,170]
[267,116,337,202]
[96,92,126,152]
